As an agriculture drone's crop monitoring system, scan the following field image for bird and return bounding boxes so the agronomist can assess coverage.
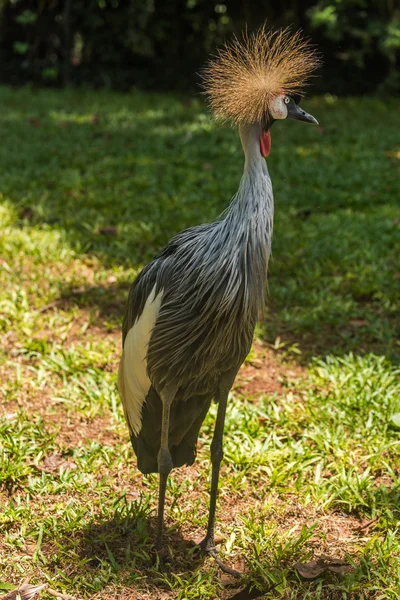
[118,25,320,572]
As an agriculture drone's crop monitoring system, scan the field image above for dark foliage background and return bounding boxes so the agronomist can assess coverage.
[0,0,399,94]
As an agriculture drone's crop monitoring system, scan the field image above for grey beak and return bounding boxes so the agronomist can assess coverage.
[287,102,319,125]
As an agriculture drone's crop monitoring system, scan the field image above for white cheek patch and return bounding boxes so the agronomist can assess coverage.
[118,286,163,436]
[270,96,288,120]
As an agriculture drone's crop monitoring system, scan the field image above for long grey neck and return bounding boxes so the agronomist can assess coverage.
[240,122,269,177]
[225,122,274,241]
[220,123,274,318]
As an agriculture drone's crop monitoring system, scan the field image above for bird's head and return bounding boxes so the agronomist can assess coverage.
[202,27,321,158]
[260,93,319,157]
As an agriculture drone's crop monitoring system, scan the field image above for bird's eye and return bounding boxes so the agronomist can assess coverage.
[284,96,290,104]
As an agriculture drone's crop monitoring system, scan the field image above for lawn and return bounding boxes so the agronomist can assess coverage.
[0,86,400,600]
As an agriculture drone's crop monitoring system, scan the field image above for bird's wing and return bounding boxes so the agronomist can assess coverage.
[119,249,165,436]
[121,231,187,343]
[118,284,163,436]
[119,223,213,436]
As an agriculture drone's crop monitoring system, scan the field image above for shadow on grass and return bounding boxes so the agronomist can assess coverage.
[52,280,131,328]
[259,304,400,366]
[76,513,279,599]
[75,512,228,593]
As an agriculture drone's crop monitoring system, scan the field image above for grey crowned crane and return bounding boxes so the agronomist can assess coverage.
[118,26,319,572]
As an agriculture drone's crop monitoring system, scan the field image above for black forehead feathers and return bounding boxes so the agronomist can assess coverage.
[290,93,302,105]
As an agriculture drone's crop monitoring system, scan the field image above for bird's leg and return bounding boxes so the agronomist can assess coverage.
[199,390,240,576]
[156,388,174,551]
[202,391,227,552]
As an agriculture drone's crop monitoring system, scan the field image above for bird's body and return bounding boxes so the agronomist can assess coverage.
[118,26,320,571]
[119,124,273,473]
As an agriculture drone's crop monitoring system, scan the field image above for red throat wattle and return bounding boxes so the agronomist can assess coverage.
[260,130,271,158]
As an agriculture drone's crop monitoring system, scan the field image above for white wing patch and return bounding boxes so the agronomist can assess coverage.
[118,286,163,436]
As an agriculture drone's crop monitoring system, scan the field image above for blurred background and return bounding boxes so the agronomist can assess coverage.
[0,0,399,95]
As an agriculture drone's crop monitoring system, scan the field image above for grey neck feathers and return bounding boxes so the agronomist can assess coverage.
[240,122,269,175]
[233,123,272,215]
[220,123,274,318]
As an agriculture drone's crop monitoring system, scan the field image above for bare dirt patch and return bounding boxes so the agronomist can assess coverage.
[235,341,304,398]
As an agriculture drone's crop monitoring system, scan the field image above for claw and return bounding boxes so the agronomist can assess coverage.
[209,548,242,577]
[198,539,242,577]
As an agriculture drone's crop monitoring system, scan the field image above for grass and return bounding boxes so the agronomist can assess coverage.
[0,86,399,599]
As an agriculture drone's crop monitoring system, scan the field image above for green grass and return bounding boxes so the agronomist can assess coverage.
[0,86,400,599]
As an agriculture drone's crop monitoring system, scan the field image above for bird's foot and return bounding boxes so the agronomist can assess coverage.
[198,538,242,577]
[152,545,170,572]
